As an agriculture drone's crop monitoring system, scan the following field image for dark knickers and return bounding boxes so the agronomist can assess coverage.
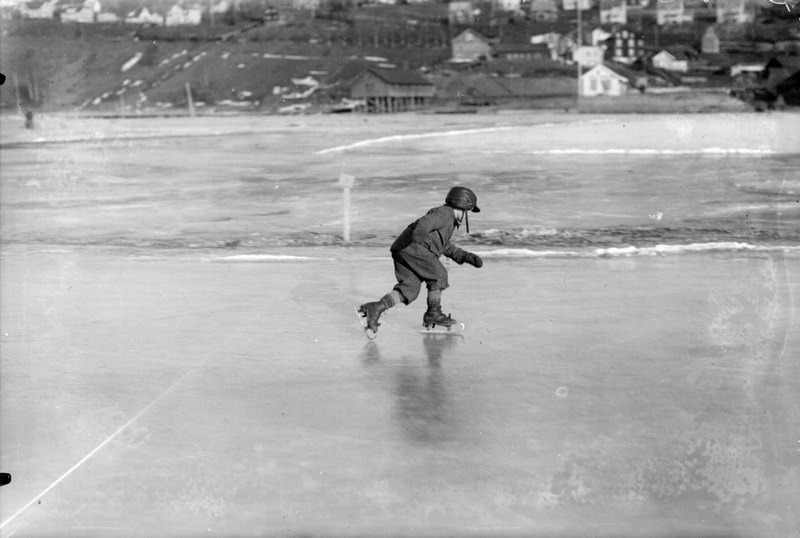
[391,245,449,304]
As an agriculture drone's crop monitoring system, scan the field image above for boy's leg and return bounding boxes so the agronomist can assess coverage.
[358,254,419,332]
[423,286,456,327]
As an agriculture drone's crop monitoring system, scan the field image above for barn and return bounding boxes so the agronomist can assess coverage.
[350,68,436,114]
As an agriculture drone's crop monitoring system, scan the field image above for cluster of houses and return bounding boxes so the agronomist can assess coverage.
[447,0,758,27]
[4,0,233,25]
[4,0,763,26]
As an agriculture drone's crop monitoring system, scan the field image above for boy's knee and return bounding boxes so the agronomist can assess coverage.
[394,285,417,304]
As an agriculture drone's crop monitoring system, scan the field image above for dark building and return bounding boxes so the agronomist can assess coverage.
[350,68,436,114]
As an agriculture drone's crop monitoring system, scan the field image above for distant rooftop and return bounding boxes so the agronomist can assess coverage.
[365,68,433,86]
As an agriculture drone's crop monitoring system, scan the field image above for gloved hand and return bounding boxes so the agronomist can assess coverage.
[465,253,483,268]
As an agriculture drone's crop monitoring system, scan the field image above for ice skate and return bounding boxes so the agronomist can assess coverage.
[357,296,392,335]
[423,302,456,328]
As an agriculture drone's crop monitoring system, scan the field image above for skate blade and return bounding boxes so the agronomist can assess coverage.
[420,322,465,335]
[354,306,378,340]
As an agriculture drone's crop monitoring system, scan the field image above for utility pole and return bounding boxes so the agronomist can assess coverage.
[576,0,582,107]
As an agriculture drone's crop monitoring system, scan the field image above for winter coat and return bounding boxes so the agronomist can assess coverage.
[391,205,471,265]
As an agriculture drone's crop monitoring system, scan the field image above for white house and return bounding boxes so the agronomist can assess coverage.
[656,0,693,25]
[165,3,202,26]
[60,0,99,23]
[591,27,612,47]
[530,31,563,61]
[581,64,629,96]
[574,45,604,68]
[600,0,626,24]
[528,0,558,22]
[126,6,164,25]
[97,9,119,22]
[562,0,591,10]
[494,0,521,11]
[211,0,231,12]
[451,29,492,62]
[448,1,474,25]
[19,0,58,19]
[716,0,753,24]
[651,50,688,72]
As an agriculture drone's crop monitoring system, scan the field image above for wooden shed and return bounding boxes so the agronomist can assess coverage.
[350,68,436,114]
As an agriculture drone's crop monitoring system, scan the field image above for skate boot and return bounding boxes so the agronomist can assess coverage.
[423,301,456,329]
[358,295,393,333]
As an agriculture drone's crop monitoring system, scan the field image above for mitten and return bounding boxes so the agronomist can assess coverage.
[466,253,483,268]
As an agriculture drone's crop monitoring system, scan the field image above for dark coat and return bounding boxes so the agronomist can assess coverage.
[391,205,470,264]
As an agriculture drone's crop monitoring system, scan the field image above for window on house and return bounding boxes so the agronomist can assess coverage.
[590,79,597,91]
[602,80,611,92]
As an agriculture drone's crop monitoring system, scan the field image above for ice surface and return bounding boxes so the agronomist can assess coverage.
[1,113,799,537]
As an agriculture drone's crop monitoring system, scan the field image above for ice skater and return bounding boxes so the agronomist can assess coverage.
[358,186,483,333]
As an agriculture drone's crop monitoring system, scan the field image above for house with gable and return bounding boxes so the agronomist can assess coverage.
[600,0,626,24]
[19,0,58,19]
[716,0,752,24]
[651,50,688,72]
[494,0,521,12]
[607,28,644,65]
[761,56,800,93]
[580,64,629,96]
[350,67,436,113]
[562,0,591,10]
[528,0,558,22]
[451,29,493,62]
[573,45,604,68]
[211,0,231,13]
[656,0,693,25]
[448,1,475,25]
[165,3,202,26]
[591,27,612,47]
[97,6,119,22]
[126,6,164,25]
[493,43,550,62]
[60,0,99,23]
[701,26,719,54]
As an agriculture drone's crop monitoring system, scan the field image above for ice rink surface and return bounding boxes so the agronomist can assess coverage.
[1,112,799,537]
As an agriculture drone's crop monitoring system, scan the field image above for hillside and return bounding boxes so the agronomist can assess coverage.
[0,15,453,114]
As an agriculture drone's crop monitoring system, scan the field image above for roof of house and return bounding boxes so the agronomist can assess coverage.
[363,68,433,86]
[776,69,800,91]
[453,29,490,43]
[493,43,550,54]
[601,62,642,84]
[529,0,558,9]
[582,64,630,82]
[766,56,800,71]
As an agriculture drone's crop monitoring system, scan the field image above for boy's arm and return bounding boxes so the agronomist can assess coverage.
[442,243,469,264]
[443,243,483,267]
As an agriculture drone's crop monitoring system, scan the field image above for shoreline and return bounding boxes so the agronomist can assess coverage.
[2,110,799,153]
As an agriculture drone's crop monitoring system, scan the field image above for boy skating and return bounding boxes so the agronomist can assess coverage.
[358,186,483,333]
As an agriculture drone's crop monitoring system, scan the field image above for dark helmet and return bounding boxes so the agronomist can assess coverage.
[445,186,480,213]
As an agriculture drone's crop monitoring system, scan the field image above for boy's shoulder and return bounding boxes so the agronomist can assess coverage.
[423,205,454,217]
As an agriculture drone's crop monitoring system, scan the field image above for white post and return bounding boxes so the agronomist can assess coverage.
[185,82,195,117]
[343,186,351,242]
[337,174,356,243]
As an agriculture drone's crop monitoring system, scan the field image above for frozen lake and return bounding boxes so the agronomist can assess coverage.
[1,112,799,537]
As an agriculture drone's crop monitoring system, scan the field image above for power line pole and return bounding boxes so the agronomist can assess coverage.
[576,0,582,107]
